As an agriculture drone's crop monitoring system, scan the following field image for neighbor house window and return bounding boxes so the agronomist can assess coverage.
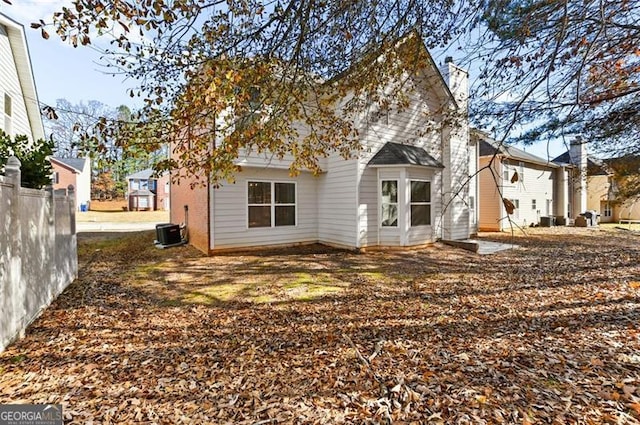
[603,202,612,217]
[531,199,537,210]
[248,181,296,228]
[3,93,11,136]
[141,179,149,190]
[52,172,59,184]
[381,180,398,227]
[410,180,431,226]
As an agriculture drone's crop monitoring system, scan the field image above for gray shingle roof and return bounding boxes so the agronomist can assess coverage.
[52,157,86,173]
[478,139,559,168]
[368,142,444,168]
[126,168,155,180]
[552,151,610,175]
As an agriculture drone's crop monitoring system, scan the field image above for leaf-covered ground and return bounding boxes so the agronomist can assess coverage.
[1,227,639,424]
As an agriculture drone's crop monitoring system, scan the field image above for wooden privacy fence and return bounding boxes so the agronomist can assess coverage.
[0,156,78,352]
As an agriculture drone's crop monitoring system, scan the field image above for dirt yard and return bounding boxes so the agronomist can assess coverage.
[1,228,639,423]
[76,210,170,224]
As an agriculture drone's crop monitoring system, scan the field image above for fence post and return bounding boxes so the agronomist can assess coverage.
[5,156,24,339]
[67,185,76,235]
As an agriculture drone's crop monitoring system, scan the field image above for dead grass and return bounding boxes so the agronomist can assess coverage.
[89,199,127,211]
[76,210,170,223]
[1,228,639,423]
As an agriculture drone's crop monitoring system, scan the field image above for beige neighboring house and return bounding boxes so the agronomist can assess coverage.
[476,130,586,231]
[0,13,45,142]
[553,151,640,222]
[50,157,92,210]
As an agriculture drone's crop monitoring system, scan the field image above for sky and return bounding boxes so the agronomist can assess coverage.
[3,1,138,108]
[3,1,566,160]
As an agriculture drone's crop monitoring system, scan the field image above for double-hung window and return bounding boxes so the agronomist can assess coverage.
[410,180,431,226]
[248,181,296,228]
[381,180,398,227]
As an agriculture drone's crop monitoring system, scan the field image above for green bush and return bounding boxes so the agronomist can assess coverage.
[0,131,54,189]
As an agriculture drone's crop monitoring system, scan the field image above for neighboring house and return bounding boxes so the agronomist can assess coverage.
[553,149,640,222]
[0,12,45,142]
[171,34,476,254]
[126,168,169,211]
[476,130,584,231]
[50,157,91,210]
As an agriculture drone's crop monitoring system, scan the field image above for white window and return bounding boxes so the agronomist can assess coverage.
[519,162,525,183]
[141,179,149,190]
[513,199,520,219]
[410,180,431,226]
[3,93,12,136]
[603,202,612,217]
[131,180,140,190]
[503,168,509,183]
[52,172,59,184]
[532,199,537,210]
[381,180,398,227]
[247,181,296,228]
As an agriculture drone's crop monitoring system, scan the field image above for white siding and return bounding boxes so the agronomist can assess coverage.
[468,138,478,235]
[501,161,556,228]
[211,168,319,251]
[356,69,444,247]
[75,159,91,208]
[0,23,32,140]
[316,155,358,248]
[441,125,471,239]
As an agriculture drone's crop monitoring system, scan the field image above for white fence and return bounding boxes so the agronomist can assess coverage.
[0,156,78,352]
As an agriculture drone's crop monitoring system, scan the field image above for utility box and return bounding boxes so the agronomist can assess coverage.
[539,216,555,227]
[156,223,181,245]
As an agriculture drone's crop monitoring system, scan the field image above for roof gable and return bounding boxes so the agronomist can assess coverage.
[51,157,87,173]
[551,151,607,175]
[0,13,45,141]
[368,142,444,168]
[476,133,559,168]
[127,168,155,180]
[326,30,458,110]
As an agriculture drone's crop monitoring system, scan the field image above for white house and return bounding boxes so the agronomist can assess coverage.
[50,157,91,210]
[475,130,579,230]
[0,12,44,142]
[170,34,475,254]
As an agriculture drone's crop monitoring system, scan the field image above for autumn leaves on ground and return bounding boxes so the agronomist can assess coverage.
[1,228,639,424]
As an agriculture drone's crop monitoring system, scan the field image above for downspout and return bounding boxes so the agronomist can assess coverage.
[440,130,445,241]
[376,167,380,247]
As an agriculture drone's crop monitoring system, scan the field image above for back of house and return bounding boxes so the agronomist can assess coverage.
[170,34,475,254]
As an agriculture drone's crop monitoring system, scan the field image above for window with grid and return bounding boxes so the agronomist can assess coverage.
[248,181,296,228]
[410,180,431,226]
[381,180,398,227]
